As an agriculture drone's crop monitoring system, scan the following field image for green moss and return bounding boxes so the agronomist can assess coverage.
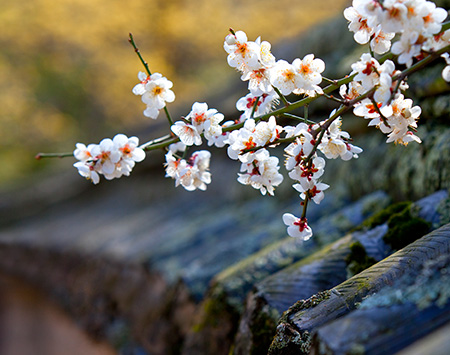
[279,290,332,324]
[249,303,279,355]
[345,241,377,278]
[353,200,431,251]
[268,324,310,355]
[191,288,239,333]
[268,290,331,354]
[383,206,431,251]
[355,201,412,231]
[436,196,450,228]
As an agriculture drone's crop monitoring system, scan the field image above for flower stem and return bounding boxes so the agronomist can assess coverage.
[250,96,261,118]
[323,92,345,104]
[140,136,180,152]
[129,33,152,76]
[138,134,173,150]
[393,44,450,83]
[164,106,174,126]
[441,21,450,32]
[35,152,74,159]
[300,196,309,219]
[280,113,315,125]
[322,77,337,85]
[370,97,391,128]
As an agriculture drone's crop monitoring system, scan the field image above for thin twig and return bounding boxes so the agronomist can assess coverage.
[128,33,152,76]
[35,152,74,159]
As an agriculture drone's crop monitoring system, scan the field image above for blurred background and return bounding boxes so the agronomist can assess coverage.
[0,1,353,354]
[4,1,450,354]
[0,0,349,188]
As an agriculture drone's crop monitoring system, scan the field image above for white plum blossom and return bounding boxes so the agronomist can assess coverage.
[252,116,282,146]
[224,30,261,72]
[289,155,326,183]
[340,81,365,102]
[359,93,422,145]
[284,127,314,166]
[113,134,146,165]
[284,124,315,168]
[237,149,284,196]
[226,119,259,162]
[164,150,186,181]
[132,71,150,96]
[236,92,278,120]
[133,72,175,119]
[391,30,423,67]
[224,31,277,94]
[351,53,381,90]
[423,29,450,52]
[292,54,325,97]
[370,28,395,54]
[171,121,203,146]
[73,161,100,185]
[179,151,212,191]
[241,68,274,95]
[186,102,224,134]
[354,98,394,120]
[282,213,313,240]
[317,115,363,161]
[73,143,96,162]
[171,102,225,147]
[378,0,408,33]
[206,120,235,148]
[414,1,448,37]
[344,5,375,45]
[374,60,396,105]
[385,94,422,145]
[90,138,121,176]
[343,2,395,54]
[283,121,309,139]
[293,179,330,205]
[257,38,276,67]
[168,141,187,154]
[352,0,383,28]
[269,59,302,96]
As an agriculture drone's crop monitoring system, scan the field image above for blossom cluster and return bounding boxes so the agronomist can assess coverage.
[345,0,447,63]
[219,30,329,199]
[340,54,422,145]
[170,102,226,148]
[73,134,145,184]
[338,0,450,146]
[164,146,212,191]
[282,115,363,239]
[226,116,284,195]
[224,30,325,98]
[63,0,449,244]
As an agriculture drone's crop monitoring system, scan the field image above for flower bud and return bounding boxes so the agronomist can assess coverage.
[225,34,236,46]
